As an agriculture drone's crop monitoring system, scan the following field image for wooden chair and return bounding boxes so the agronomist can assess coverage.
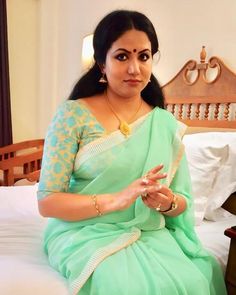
[0,139,44,186]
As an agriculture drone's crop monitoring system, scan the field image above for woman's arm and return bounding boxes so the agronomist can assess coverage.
[38,164,167,222]
[38,192,114,221]
[37,101,80,201]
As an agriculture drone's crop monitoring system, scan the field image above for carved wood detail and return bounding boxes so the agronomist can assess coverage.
[162,47,236,128]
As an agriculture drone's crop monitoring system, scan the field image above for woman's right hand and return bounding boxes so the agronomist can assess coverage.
[112,164,167,211]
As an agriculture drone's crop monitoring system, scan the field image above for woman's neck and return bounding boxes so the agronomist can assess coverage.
[105,89,142,118]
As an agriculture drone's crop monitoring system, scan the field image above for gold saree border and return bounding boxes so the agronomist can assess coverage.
[166,121,187,186]
[70,230,141,294]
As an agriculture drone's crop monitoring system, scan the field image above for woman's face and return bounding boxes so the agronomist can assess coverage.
[103,29,153,98]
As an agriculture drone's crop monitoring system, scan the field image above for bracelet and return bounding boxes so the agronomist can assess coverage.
[91,194,102,216]
[160,194,178,213]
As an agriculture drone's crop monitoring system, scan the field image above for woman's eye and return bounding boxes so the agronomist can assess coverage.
[115,54,128,61]
[139,53,150,61]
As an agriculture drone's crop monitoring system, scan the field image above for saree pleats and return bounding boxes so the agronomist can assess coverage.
[43,108,227,295]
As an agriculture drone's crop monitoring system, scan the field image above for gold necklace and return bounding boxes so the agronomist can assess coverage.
[106,93,143,137]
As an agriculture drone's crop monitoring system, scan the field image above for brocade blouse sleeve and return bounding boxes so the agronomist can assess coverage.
[37,101,81,200]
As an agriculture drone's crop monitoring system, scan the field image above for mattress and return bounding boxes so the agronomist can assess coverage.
[195,215,236,272]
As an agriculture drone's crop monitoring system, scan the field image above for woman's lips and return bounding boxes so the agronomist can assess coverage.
[124,79,142,85]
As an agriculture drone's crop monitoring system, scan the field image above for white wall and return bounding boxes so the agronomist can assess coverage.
[7,0,236,141]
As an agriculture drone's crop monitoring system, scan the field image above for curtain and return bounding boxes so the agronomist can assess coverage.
[0,0,12,147]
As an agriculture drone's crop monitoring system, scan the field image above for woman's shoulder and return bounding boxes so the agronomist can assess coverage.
[155,107,187,135]
[79,94,105,109]
[63,94,104,111]
[53,96,105,130]
[155,107,176,123]
[57,99,86,110]
[55,98,96,117]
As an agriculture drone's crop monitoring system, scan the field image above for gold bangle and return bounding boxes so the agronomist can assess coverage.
[91,194,102,216]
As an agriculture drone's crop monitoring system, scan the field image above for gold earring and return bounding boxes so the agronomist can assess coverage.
[99,74,107,83]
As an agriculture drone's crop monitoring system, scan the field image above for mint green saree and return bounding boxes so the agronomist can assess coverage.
[38,101,227,295]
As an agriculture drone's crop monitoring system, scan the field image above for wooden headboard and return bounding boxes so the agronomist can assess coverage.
[162,46,236,129]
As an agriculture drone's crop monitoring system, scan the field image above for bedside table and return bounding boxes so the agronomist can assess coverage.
[224,227,236,295]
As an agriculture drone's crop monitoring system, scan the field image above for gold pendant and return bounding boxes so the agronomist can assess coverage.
[119,121,131,137]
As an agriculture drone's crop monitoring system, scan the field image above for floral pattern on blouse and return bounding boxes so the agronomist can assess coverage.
[37,100,105,200]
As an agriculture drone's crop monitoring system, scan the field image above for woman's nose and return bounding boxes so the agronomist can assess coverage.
[127,59,140,75]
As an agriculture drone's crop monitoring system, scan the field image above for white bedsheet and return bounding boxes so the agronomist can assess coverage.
[195,215,236,273]
[0,219,69,295]
[0,184,70,295]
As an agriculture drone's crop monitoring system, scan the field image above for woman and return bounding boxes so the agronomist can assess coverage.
[38,10,227,295]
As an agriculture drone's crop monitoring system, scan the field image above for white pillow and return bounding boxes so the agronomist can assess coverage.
[183,132,236,225]
[204,133,236,220]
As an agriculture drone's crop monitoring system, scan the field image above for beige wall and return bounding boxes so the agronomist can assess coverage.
[7,0,236,142]
[7,0,40,142]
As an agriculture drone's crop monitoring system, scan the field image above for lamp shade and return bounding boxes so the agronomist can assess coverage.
[81,34,94,71]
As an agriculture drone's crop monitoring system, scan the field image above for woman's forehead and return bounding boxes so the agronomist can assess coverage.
[110,29,151,51]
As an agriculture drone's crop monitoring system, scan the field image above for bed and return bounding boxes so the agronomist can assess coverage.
[0,47,235,295]
[163,46,236,294]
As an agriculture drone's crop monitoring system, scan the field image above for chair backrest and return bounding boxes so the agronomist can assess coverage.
[0,139,44,186]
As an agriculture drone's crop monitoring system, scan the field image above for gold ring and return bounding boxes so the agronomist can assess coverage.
[155,203,161,211]
[142,176,149,185]
[141,187,148,197]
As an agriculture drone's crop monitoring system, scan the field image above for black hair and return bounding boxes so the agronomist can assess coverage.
[68,10,164,109]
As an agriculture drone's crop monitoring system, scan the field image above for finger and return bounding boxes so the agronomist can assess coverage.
[146,164,164,176]
[145,185,170,202]
[147,187,174,209]
[141,172,166,186]
[144,194,163,209]
[141,196,153,208]
[145,197,158,208]
[140,186,148,197]
[148,172,167,182]
[150,184,171,196]
[145,193,163,203]
[146,184,163,196]
[141,176,150,185]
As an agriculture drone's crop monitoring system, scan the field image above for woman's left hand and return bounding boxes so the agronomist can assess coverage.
[141,183,174,212]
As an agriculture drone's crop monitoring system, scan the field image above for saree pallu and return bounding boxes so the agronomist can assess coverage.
[44,108,227,295]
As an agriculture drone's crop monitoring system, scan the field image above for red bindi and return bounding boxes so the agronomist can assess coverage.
[133,49,137,53]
